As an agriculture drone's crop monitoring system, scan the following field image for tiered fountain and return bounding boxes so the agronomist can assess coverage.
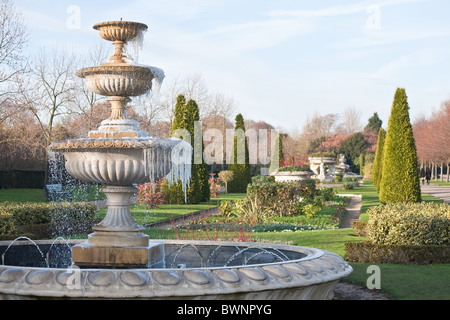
[49,20,187,269]
[0,20,352,299]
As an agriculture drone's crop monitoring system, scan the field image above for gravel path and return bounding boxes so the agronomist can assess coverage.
[333,283,391,300]
[334,194,392,300]
[339,195,362,229]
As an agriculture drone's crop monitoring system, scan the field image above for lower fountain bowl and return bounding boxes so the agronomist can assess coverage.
[49,138,179,185]
[0,239,352,300]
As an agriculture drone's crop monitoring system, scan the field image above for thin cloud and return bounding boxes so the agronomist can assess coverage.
[266,0,430,18]
[337,28,450,48]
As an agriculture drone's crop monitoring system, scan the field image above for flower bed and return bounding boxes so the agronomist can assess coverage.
[194,194,350,233]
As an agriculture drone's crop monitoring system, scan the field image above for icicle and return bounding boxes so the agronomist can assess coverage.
[148,66,165,94]
[143,139,192,203]
[125,28,146,63]
[166,140,192,203]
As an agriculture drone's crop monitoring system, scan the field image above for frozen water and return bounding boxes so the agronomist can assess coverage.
[165,140,192,203]
[124,28,146,63]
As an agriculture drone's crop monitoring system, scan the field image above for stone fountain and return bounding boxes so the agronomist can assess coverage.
[0,20,352,299]
[49,20,188,269]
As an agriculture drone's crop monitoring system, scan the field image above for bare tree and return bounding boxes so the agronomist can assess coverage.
[182,73,209,113]
[282,129,310,166]
[0,0,28,124]
[158,75,181,127]
[340,107,363,134]
[17,48,77,149]
[302,111,340,142]
[71,41,109,134]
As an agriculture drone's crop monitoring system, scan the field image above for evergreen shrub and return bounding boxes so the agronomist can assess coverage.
[367,202,449,246]
[345,241,450,264]
[379,88,421,203]
[0,202,98,238]
[228,114,252,193]
[246,180,316,217]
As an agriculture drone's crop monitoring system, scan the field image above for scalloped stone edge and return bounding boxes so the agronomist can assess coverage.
[0,240,352,300]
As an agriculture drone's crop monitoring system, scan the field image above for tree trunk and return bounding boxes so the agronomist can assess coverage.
[446,163,450,182]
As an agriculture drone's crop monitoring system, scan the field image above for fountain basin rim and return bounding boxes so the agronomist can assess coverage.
[76,65,154,78]
[93,21,148,32]
[271,171,310,175]
[0,239,352,299]
[1,239,327,271]
[49,137,182,151]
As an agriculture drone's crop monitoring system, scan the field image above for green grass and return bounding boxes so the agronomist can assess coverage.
[252,228,365,257]
[431,180,450,186]
[0,188,46,203]
[345,263,450,300]
[97,193,247,225]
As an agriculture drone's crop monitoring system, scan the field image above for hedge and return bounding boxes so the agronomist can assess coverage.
[346,202,450,264]
[0,202,98,239]
[367,202,449,246]
[352,221,369,237]
[345,241,450,264]
[0,170,45,189]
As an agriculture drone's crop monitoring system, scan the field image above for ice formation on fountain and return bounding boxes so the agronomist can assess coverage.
[166,139,193,202]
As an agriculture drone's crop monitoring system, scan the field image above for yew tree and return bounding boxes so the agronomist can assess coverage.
[227,113,252,193]
[372,127,385,192]
[379,88,421,203]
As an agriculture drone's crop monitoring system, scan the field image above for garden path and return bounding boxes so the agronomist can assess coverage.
[339,195,362,229]
[420,183,450,203]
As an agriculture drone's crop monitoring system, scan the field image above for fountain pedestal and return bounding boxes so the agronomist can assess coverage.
[71,241,165,268]
[71,185,165,268]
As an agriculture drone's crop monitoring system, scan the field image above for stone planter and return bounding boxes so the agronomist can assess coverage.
[271,171,311,185]
[308,157,336,182]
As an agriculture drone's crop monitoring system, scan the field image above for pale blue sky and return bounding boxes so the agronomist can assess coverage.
[14,0,450,131]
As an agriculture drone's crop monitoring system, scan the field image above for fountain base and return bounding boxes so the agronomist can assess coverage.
[72,241,165,268]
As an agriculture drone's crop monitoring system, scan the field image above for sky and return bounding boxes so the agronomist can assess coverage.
[13,0,450,132]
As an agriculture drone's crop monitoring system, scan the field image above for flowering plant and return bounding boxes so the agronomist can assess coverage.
[137,179,167,208]
[209,175,221,198]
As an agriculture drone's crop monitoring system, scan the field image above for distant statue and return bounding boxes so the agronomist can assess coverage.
[335,154,350,174]
[339,154,347,166]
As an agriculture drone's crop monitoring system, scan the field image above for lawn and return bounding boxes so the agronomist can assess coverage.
[431,180,450,186]
[346,263,450,300]
[0,188,46,203]
[97,193,247,225]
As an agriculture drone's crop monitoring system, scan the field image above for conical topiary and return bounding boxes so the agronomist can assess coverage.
[269,134,284,173]
[379,88,421,203]
[227,114,252,193]
[372,127,386,192]
[187,99,210,202]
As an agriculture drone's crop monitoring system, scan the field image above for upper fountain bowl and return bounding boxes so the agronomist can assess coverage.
[76,65,154,97]
[93,20,148,42]
[76,20,154,97]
